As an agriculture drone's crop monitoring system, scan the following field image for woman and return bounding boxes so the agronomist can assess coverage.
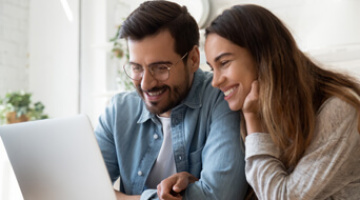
[157,4,360,200]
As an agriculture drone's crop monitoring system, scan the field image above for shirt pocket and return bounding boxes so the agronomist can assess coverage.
[188,146,203,176]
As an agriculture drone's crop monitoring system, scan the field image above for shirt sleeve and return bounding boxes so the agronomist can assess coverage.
[140,189,158,200]
[94,96,120,184]
[183,97,248,200]
[245,98,360,200]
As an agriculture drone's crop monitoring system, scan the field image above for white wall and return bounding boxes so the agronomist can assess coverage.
[0,1,30,199]
[28,0,80,118]
[1,1,80,199]
[0,0,29,97]
[80,0,109,125]
[80,0,136,125]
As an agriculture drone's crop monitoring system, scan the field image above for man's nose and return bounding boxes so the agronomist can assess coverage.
[141,70,157,91]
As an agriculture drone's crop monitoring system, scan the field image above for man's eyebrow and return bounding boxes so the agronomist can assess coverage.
[214,52,233,62]
[129,61,173,66]
[129,61,141,66]
[148,61,173,66]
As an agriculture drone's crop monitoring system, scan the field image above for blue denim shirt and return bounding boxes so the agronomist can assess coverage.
[95,69,248,200]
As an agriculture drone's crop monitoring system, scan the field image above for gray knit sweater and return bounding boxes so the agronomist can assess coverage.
[245,97,360,200]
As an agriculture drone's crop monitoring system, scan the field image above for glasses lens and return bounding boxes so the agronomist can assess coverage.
[123,53,186,81]
[124,63,142,80]
[151,64,170,81]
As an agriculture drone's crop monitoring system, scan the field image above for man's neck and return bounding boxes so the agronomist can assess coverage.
[158,111,171,118]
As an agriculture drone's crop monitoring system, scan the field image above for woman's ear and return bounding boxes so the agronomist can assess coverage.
[187,46,200,73]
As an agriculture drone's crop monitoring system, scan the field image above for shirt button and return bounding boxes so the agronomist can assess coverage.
[137,170,143,176]
[153,134,159,139]
[178,156,182,160]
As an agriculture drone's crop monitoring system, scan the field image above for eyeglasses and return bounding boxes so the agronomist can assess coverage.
[123,53,188,82]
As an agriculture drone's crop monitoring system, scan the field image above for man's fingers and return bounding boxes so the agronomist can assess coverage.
[158,180,182,200]
[172,177,188,193]
[173,172,198,193]
[157,184,162,199]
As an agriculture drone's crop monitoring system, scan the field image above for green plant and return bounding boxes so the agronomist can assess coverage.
[110,24,134,91]
[110,25,129,60]
[0,91,49,124]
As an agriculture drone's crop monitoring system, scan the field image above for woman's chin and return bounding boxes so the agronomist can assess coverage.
[228,102,242,112]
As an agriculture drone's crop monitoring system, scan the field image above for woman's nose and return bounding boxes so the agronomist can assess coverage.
[211,70,223,88]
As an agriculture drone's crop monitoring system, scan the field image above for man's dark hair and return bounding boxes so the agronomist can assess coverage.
[119,0,199,57]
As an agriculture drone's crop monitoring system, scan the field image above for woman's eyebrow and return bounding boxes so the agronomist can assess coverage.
[214,52,233,62]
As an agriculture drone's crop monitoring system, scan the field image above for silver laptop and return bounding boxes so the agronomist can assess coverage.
[0,114,116,200]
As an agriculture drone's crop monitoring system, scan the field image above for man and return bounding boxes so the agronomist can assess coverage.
[95,1,247,199]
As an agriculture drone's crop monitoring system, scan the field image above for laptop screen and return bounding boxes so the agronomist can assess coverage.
[0,114,116,200]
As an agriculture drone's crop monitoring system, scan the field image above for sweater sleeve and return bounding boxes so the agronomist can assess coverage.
[245,97,360,200]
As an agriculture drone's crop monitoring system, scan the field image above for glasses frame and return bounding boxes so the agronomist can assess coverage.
[123,52,188,82]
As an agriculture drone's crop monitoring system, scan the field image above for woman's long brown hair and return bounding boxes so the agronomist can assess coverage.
[206,3,360,173]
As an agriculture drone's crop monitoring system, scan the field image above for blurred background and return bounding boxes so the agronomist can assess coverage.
[0,0,359,199]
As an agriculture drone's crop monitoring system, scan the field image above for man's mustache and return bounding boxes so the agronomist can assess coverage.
[138,85,169,93]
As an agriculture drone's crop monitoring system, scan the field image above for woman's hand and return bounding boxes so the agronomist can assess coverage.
[243,80,260,115]
[242,80,265,135]
[157,172,199,200]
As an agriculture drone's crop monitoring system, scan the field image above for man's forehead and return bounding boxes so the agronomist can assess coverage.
[127,31,177,63]
[128,30,175,48]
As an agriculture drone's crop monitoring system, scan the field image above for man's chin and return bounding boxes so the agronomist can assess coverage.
[145,101,172,115]
[145,101,162,115]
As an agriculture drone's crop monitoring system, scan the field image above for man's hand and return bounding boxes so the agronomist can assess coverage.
[115,190,140,200]
[157,172,199,200]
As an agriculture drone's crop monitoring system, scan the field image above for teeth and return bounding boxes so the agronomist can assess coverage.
[224,88,235,97]
[148,90,163,96]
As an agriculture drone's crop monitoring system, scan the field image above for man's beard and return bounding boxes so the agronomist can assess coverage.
[136,79,191,115]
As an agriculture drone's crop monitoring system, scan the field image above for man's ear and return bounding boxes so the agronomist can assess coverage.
[187,46,200,73]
